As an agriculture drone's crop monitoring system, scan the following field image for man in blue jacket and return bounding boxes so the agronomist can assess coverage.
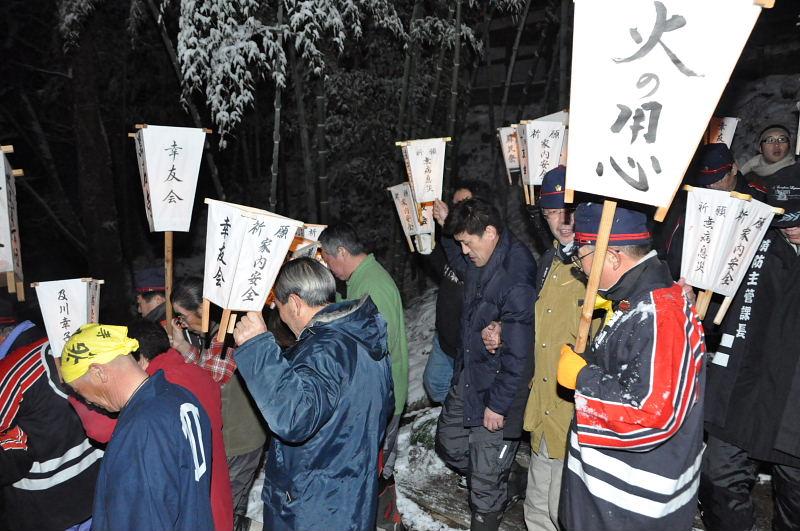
[233,257,394,531]
[432,197,537,531]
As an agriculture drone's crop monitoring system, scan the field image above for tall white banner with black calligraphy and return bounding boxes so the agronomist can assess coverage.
[566,0,763,208]
[203,200,302,312]
[0,153,23,286]
[134,125,205,232]
[35,279,96,358]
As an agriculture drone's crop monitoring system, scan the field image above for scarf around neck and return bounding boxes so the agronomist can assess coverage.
[740,152,795,178]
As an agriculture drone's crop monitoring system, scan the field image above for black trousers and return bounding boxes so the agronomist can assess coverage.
[435,373,519,515]
[699,435,800,531]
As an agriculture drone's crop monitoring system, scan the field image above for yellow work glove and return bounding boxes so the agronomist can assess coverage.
[557,344,587,390]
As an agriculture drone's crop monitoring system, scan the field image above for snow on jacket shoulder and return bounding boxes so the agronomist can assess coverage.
[235,296,394,531]
[561,255,706,531]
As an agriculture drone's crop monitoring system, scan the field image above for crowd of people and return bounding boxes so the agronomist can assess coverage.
[0,122,799,531]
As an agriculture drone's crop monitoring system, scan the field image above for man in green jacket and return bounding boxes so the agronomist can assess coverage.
[319,224,409,478]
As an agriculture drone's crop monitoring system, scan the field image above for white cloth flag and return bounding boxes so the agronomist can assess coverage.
[705,117,739,147]
[566,0,762,207]
[403,138,446,203]
[35,279,93,358]
[681,188,743,290]
[526,120,566,185]
[135,125,205,232]
[388,183,420,240]
[515,123,530,185]
[0,154,22,278]
[498,127,521,183]
[203,200,302,312]
[301,224,327,242]
[681,188,774,296]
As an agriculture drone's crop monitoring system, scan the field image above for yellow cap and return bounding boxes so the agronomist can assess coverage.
[60,324,140,384]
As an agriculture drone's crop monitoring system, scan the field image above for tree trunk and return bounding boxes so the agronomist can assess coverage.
[444,0,462,190]
[288,45,318,222]
[144,0,225,200]
[424,6,455,135]
[558,0,571,109]
[269,3,284,213]
[315,78,329,223]
[71,18,129,322]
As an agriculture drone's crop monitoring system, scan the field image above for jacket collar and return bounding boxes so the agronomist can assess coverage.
[602,251,672,304]
[477,230,512,282]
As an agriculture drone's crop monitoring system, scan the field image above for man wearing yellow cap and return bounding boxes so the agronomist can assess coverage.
[62,324,214,531]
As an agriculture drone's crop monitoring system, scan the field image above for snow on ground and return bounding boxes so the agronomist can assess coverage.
[404,287,438,411]
[394,408,461,531]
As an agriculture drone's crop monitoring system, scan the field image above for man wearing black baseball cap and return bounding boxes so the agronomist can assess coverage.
[700,180,800,531]
[557,203,705,531]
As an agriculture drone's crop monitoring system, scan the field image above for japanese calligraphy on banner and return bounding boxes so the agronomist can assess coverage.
[34,278,102,358]
[134,125,205,232]
[515,123,529,184]
[705,117,740,147]
[300,224,327,242]
[401,138,447,203]
[525,120,566,185]
[202,199,302,312]
[498,127,521,184]
[0,153,23,282]
[566,0,762,208]
[681,188,774,297]
[388,182,420,241]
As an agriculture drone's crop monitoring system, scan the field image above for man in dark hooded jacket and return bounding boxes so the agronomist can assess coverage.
[700,182,800,531]
[432,197,537,531]
[233,257,394,531]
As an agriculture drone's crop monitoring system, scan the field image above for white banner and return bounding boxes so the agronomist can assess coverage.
[498,127,521,183]
[525,120,566,185]
[203,199,302,311]
[135,125,205,232]
[402,138,447,203]
[515,123,530,185]
[301,224,327,242]
[35,279,93,358]
[566,0,762,207]
[0,154,22,279]
[681,188,774,296]
[388,182,420,240]
[705,117,739,147]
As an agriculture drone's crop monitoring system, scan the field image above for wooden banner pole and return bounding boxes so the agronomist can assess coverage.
[523,184,531,205]
[713,296,734,325]
[201,298,211,333]
[6,272,15,294]
[696,289,713,319]
[217,309,232,343]
[164,232,175,327]
[529,185,536,205]
[226,313,237,334]
[564,188,575,204]
[575,199,617,354]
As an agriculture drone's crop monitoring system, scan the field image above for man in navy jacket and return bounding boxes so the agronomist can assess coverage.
[432,197,537,531]
[233,257,394,531]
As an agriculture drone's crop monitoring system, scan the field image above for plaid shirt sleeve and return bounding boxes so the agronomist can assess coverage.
[182,340,237,384]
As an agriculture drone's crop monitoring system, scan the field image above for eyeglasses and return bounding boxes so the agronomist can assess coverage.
[570,249,595,270]
[761,135,789,145]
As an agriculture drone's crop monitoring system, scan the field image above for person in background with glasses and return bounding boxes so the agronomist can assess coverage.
[740,124,796,188]
[557,203,706,531]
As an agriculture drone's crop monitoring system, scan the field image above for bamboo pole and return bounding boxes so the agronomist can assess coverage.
[424,6,454,135]
[164,231,174,325]
[575,200,617,353]
[315,78,330,223]
[499,0,533,125]
[515,21,555,121]
[557,0,570,109]
[269,2,284,213]
[443,0,462,191]
[288,45,318,221]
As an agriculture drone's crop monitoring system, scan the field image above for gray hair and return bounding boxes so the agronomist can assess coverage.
[274,257,336,307]
[318,223,367,256]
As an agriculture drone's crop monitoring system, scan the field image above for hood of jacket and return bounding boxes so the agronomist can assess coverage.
[301,295,388,361]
